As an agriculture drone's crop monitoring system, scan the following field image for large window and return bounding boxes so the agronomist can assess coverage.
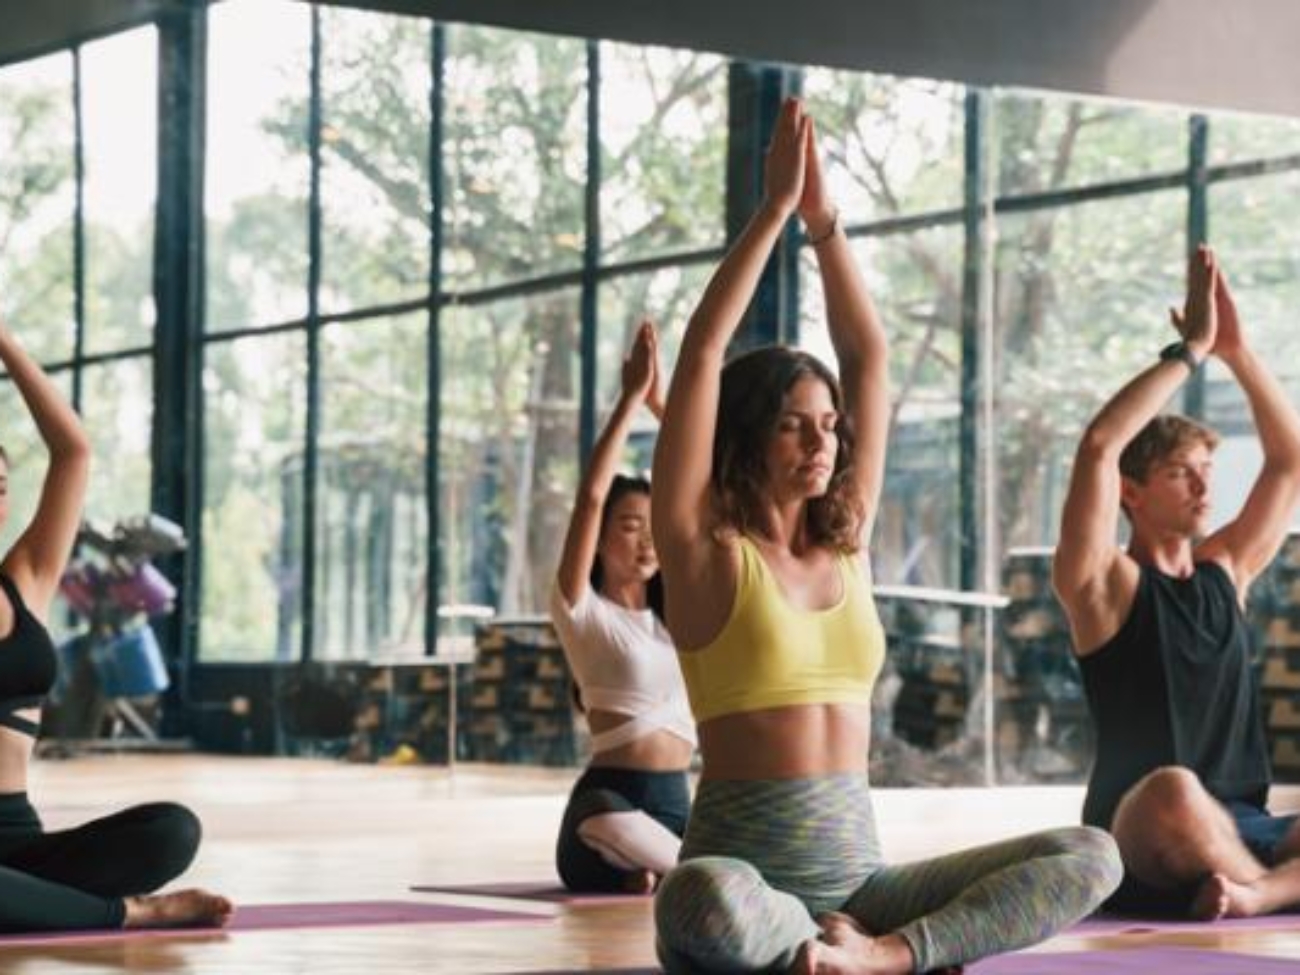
[315,313,428,659]
[991,191,1185,551]
[201,334,305,661]
[0,54,76,365]
[438,291,581,617]
[994,91,1186,193]
[11,1,1300,780]
[0,31,156,555]
[81,30,156,357]
[789,74,1300,783]
[204,0,310,331]
[443,27,586,291]
[199,7,731,661]
[318,8,430,314]
[802,71,966,588]
[599,44,726,263]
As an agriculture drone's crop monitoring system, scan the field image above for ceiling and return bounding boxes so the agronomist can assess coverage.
[5,0,1299,119]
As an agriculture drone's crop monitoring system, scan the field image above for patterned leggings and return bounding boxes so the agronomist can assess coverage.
[654,774,1121,972]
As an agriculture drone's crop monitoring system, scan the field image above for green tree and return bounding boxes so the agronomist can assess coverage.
[227,13,726,626]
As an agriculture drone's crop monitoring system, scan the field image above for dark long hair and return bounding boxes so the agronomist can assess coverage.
[589,473,665,622]
[574,474,665,715]
[712,345,864,551]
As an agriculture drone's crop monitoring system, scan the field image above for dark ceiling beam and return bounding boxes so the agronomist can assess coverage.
[0,0,183,66]
[310,0,1300,119]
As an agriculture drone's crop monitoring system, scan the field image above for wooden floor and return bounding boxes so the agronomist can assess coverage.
[5,754,1300,973]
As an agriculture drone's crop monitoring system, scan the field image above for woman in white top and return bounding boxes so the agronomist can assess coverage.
[549,321,696,894]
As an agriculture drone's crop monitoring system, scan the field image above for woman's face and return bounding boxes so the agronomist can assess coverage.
[596,490,657,590]
[762,375,839,502]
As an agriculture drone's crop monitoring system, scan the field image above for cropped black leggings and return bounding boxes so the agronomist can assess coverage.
[0,793,201,932]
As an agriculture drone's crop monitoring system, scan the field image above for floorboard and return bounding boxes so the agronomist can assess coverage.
[3,755,1297,972]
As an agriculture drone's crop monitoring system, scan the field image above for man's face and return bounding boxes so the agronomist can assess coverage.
[1122,442,1214,538]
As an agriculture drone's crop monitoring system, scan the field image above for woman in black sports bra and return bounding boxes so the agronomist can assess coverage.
[0,313,231,932]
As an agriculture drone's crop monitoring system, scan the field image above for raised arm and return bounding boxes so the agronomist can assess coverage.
[554,320,659,606]
[0,318,91,620]
[1197,266,1300,593]
[797,117,888,539]
[652,97,807,559]
[1052,246,1217,615]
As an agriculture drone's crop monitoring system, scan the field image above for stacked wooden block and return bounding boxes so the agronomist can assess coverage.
[997,548,1092,782]
[466,618,579,766]
[882,599,971,752]
[1249,532,1300,782]
[352,662,472,763]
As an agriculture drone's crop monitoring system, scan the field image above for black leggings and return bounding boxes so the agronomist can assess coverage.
[555,766,690,892]
[0,792,201,932]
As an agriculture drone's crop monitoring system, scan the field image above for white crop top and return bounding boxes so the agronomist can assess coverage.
[549,581,697,754]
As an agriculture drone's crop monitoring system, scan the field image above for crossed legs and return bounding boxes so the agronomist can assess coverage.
[1110,766,1300,918]
[0,801,230,932]
[655,770,1120,974]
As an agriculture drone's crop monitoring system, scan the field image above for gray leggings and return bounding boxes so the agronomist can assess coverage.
[654,775,1121,972]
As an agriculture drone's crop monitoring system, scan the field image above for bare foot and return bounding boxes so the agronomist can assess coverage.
[622,869,658,896]
[788,913,913,975]
[124,889,234,929]
[1190,872,1259,920]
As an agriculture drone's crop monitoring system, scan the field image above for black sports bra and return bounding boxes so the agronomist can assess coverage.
[0,574,57,737]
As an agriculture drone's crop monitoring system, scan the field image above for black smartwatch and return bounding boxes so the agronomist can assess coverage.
[1159,341,1202,373]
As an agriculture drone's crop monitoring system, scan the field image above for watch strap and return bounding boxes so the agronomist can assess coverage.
[1159,341,1202,373]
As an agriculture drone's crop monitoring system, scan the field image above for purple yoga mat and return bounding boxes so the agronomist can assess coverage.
[411,881,645,905]
[0,899,545,949]
[518,948,1300,974]
[970,947,1300,973]
[1071,912,1300,936]
[229,899,541,930]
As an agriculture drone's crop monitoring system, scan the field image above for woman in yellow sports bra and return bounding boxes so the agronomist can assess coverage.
[650,97,1121,974]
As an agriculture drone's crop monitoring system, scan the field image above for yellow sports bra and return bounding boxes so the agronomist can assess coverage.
[677,536,886,723]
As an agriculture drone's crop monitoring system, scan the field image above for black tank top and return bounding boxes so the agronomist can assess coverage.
[0,574,57,737]
[1079,561,1270,829]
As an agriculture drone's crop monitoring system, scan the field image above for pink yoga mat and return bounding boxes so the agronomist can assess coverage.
[1071,912,1300,936]
[411,881,646,905]
[970,947,1300,973]
[0,899,545,948]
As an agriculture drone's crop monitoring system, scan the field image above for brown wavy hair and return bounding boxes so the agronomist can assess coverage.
[711,346,864,552]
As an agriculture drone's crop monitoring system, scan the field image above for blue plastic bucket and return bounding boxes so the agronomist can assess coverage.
[91,625,171,698]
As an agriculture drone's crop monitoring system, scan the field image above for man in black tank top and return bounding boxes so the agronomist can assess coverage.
[1053,245,1300,919]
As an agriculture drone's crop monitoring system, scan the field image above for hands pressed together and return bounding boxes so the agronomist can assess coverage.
[621,318,666,416]
[1170,243,1249,363]
[763,97,837,243]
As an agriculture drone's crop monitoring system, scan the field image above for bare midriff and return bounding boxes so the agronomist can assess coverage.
[586,711,694,771]
[696,703,870,781]
[0,724,35,794]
